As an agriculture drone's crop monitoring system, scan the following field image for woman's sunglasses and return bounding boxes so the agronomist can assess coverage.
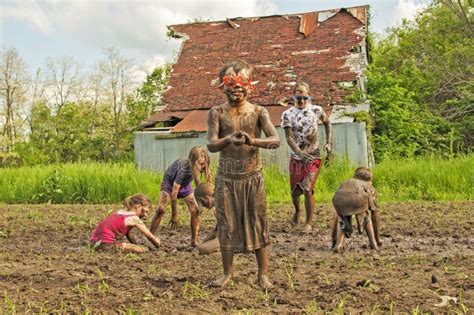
[293,95,311,101]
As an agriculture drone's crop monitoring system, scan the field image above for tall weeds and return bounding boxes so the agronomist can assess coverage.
[0,155,472,204]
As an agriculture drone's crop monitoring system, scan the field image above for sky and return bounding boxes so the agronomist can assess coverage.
[0,0,429,76]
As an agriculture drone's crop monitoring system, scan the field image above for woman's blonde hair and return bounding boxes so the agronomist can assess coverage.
[293,81,311,94]
[124,193,152,210]
[188,146,213,185]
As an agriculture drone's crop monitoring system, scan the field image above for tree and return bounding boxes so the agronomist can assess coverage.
[99,48,134,158]
[25,67,48,135]
[0,48,29,152]
[128,64,171,128]
[44,56,83,115]
[367,0,473,159]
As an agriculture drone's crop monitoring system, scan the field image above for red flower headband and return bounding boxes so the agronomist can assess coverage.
[220,74,257,89]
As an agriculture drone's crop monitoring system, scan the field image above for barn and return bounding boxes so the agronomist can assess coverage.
[134,5,373,172]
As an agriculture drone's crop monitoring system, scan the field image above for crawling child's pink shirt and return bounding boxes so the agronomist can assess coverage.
[90,211,142,244]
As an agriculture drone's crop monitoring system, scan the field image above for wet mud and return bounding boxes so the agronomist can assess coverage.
[0,201,473,313]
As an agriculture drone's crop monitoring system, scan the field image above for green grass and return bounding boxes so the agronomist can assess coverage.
[373,154,473,201]
[265,154,473,203]
[0,155,472,204]
[0,162,162,204]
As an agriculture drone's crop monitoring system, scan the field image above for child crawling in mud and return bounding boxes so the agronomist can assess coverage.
[149,146,212,247]
[330,167,382,253]
[90,193,161,253]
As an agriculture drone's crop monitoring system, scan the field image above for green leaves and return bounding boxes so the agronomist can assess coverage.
[367,1,473,160]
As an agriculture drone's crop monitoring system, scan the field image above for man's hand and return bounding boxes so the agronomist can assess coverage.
[240,131,255,146]
[325,143,332,154]
[296,149,316,162]
[229,131,246,146]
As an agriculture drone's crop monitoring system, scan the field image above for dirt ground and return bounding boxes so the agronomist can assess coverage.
[1,201,473,313]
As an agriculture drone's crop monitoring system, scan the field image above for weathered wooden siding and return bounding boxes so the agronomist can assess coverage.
[134,122,368,173]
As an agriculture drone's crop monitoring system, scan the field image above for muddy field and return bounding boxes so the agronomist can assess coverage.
[0,201,473,313]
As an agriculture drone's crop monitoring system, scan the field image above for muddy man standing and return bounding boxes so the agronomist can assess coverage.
[207,60,280,289]
[281,82,332,232]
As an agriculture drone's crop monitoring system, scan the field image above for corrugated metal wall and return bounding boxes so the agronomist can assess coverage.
[134,122,368,173]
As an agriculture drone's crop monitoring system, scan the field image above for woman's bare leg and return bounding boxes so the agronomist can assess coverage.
[184,194,200,247]
[150,191,170,235]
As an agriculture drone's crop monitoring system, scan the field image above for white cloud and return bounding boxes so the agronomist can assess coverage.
[1,0,277,64]
[130,54,168,83]
[0,0,52,34]
[389,0,428,27]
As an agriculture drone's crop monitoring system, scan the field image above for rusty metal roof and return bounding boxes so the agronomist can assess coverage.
[147,111,190,122]
[299,12,318,37]
[160,5,369,114]
[266,105,289,127]
[168,106,290,133]
[171,110,209,133]
[169,5,367,29]
[150,102,364,133]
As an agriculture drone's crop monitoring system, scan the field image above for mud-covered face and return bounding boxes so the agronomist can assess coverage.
[137,204,151,219]
[293,85,310,109]
[202,196,215,209]
[199,196,215,209]
[222,67,252,103]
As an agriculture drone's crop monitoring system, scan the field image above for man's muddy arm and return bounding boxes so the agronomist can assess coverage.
[284,127,314,161]
[245,107,280,149]
[322,113,332,152]
[208,135,232,153]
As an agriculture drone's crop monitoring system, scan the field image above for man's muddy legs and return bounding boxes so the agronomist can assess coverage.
[185,195,200,247]
[290,188,302,226]
[211,249,234,287]
[303,189,315,233]
[255,247,273,290]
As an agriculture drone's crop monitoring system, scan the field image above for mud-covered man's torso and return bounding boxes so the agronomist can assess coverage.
[208,103,270,173]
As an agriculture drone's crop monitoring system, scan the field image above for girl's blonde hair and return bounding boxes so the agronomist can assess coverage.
[124,193,152,210]
[188,146,213,185]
